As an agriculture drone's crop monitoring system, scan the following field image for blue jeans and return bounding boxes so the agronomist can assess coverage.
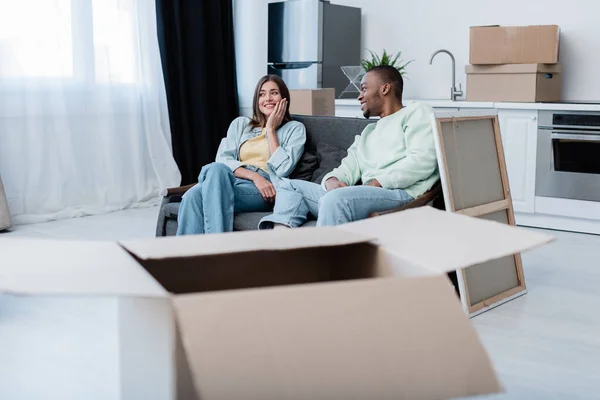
[176,162,272,235]
[258,178,414,229]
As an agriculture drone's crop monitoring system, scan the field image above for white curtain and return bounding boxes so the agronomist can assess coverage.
[0,0,181,225]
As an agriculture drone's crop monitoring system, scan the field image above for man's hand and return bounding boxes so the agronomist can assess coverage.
[363,179,382,188]
[324,177,348,191]
[266,99,287,132]
[253,175,276,202]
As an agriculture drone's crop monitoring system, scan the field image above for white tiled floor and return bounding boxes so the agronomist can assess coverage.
[2,207,600,399]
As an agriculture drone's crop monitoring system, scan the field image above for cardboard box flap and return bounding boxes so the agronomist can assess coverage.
[120,226,373,260]
[173,275,502,400]
[337,207,554,274]
[466,64,562,74]
[0,238,167,297]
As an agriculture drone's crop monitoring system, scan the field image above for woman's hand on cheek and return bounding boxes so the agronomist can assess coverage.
[266,98,287,131]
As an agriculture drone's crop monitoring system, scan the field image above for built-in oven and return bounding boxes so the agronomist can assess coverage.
[536,110,600,202]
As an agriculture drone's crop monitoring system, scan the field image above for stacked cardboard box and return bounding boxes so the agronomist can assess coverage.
[466,25,561,102]
[289,89,335,116]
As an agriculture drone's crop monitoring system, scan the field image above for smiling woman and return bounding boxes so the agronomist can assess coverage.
[0,0,181,224]
[175,75,307,236]
[249,75,292,130]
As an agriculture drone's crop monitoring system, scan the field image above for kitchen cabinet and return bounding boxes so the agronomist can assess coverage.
[498,109,538,214]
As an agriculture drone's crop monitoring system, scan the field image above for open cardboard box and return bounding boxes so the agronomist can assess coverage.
[1,207,554,400]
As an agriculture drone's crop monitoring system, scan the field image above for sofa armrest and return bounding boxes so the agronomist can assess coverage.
[369,181,442,218]
[161,184,196,197]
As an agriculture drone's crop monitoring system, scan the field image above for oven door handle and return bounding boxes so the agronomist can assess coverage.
[551,132,600,142]
[542,124,600,131]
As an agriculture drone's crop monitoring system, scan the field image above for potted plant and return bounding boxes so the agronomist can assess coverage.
[360,49,413,78]
[339,49,413,98]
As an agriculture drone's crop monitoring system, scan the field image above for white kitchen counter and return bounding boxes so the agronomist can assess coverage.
[494,101,600,111]
[336,98,600,112]
[335,98,496,109]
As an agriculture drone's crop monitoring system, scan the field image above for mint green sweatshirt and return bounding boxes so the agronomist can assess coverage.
[322,102,439,199]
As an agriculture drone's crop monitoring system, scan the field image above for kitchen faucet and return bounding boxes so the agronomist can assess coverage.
[429,49,463,101]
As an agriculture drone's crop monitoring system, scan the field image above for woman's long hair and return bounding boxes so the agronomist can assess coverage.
[249,74,292,129]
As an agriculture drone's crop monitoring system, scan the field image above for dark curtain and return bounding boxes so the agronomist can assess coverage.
[156,0,239,185]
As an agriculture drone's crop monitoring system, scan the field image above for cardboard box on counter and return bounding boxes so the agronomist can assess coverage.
[470,25,560,65]
[0,207,554,400]
[289,88,335,116]
[466,63,562,102]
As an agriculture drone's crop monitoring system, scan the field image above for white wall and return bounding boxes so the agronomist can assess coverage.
[330,0,600,101]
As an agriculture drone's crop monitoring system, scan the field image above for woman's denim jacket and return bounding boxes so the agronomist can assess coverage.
[215,116,306,179]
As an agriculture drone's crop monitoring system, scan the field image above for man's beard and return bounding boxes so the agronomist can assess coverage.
[363,91,380,119]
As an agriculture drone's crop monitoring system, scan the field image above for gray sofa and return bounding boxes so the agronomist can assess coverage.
[155,114,441,237]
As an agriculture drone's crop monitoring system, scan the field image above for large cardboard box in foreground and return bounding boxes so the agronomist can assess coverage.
[289,88,335,116]
[466,64,562,102]
[1,207,554,399]
[470,25,560,65]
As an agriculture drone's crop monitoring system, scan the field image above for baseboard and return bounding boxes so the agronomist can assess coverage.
[515,212,600,236]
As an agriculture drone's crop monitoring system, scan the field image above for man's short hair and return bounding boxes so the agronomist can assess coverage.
[367,65,404,101]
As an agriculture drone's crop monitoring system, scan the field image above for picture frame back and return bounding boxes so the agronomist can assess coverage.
[432,111,526,317]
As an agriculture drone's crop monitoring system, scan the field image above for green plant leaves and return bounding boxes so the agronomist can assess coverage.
[360,49,414,76]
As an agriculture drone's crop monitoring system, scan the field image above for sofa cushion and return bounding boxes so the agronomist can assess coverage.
[312,143,348,184]
[288,128,319,181]
[162,201,316,233]
[291,115,372,152]
[288,148,318,181]
[233,212,270,231]
[164,206,275,232]
[164,206,270,232]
